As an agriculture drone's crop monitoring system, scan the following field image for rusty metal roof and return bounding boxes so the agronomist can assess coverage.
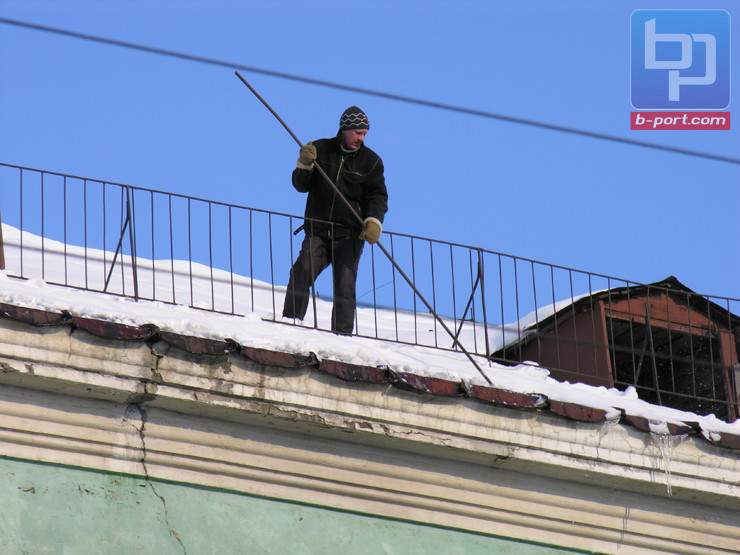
[1,300,738,452]
[526,275,740,335]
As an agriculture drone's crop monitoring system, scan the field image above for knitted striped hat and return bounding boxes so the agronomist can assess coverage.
[339,106,370,131]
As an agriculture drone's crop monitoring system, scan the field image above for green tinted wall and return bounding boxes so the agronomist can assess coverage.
[0,457,577,554]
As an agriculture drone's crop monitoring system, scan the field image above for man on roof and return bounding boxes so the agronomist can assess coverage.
[282,106,389,336]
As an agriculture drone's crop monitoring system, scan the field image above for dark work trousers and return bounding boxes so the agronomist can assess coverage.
[282,233,365,335]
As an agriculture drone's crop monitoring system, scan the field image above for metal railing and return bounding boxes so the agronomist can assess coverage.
[1,162,738,422]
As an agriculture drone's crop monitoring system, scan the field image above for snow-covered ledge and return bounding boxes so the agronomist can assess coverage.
[0,314,739,553]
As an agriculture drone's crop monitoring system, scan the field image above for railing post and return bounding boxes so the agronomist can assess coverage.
[0,206,5,270]
[0,205,5,270]
[478,250,491,358]
[103,186,139,299]
[127,186,139,300]
[452,258,481,348]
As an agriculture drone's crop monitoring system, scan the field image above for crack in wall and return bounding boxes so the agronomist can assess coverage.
[130,343,189,553]
[124,395,187,555]
[138,404,188,555]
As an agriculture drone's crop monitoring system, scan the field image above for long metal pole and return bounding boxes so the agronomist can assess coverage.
[235,71,492,384]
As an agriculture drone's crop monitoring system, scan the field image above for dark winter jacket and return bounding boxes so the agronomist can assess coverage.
[292,134,388,238]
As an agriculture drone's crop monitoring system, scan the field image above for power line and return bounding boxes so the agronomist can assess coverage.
[1,16,738,166]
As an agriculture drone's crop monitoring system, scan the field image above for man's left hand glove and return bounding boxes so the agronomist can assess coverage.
[359,217,382,244]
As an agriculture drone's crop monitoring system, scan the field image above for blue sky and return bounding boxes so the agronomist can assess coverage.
[1,0,738,300]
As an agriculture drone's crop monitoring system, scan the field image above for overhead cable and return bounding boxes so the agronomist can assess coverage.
[1,16,738,166]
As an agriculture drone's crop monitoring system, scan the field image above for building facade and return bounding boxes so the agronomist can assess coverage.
[0,301,739,553]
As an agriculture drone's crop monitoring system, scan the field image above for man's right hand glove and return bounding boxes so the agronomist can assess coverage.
[296,142,317,170]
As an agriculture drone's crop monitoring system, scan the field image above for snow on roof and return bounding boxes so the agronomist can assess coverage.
[1,223,739,444]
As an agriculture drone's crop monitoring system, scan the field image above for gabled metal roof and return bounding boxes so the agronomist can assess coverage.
[526,276,740,334]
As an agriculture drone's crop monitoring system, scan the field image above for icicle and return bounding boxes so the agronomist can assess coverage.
[596,413,621,449]
[649,423,687,497]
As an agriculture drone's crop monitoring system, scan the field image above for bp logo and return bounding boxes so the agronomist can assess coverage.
[631,10,730,110]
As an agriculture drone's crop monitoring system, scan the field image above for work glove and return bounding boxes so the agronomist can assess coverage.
[359,217,382,244]
[296,142,317,170]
